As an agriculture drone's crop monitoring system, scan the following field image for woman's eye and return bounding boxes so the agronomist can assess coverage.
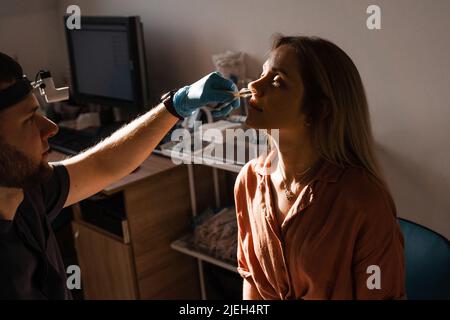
[272,75,282,88]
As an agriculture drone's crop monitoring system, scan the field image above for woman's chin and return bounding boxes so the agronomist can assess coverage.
[245,115,263,129]
[245,118,286,132]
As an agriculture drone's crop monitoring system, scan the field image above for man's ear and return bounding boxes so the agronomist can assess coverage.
[0,80,15,91]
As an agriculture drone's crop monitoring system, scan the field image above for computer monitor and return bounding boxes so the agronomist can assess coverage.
[64,16,149,115]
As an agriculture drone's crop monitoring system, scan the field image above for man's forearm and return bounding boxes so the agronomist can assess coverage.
[89,103,178,177]
[61,103,178,206]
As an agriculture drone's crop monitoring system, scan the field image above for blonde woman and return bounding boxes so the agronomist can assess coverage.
[234,36,405,299]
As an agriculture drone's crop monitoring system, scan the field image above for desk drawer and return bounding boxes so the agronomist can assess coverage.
[73,192,131,243]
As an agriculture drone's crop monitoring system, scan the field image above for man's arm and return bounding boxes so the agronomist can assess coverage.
[57,72,239,208]
[60,103,177,207]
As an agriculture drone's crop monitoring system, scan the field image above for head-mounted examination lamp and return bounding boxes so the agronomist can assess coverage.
[31,70,69,103]
[0,70,69,111]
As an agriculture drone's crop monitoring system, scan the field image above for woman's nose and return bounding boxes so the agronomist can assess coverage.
[248,78,264,97]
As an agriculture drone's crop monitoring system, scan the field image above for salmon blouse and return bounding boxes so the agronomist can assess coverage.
[234,155,405,299]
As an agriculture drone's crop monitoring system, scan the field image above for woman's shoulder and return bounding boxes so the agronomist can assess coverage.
[336,165,397,217]
[340,166,386,194]
[234,158,261,193]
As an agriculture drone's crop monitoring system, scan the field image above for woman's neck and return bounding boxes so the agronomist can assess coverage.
[270,130,320,183]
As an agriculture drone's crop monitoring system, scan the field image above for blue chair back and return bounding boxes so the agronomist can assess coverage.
[398,218,450,300]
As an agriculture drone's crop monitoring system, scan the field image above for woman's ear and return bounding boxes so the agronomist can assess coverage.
[318,99,330,121]
[303,98,329,126]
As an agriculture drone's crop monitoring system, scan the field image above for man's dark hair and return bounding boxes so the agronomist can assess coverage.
[0,52,28,116]
[0,52,23,84]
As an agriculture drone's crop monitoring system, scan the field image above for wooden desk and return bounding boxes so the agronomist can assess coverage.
[49,151,201,299]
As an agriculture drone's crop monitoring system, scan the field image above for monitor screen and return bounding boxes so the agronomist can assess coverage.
[70,24,133,101]
[65,16,148,112]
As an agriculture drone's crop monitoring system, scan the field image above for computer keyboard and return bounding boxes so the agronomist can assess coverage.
[49,127,102,155]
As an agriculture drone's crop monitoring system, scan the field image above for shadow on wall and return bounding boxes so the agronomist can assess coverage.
[143,26,264,106]
[0,1,55,18]
[375,141,450,239]
[244,53,263,82]
[143,27,210,106]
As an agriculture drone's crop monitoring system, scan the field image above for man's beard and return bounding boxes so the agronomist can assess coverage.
[0,139,53,188]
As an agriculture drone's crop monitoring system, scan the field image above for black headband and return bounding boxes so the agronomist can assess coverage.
[0,77,33,110]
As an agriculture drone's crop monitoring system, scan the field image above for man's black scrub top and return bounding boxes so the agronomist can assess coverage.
[0,164,72,299]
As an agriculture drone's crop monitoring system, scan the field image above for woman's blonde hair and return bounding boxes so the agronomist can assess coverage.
[272,35,385,183]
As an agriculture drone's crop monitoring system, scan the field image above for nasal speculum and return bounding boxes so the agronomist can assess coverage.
[214,88,252,112]
[229,88,252,99]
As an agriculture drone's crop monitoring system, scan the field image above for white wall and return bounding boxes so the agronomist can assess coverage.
[0,0,68,84]
[1,0,449,238]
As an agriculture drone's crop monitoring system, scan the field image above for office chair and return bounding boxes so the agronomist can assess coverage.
[398,217,450,300]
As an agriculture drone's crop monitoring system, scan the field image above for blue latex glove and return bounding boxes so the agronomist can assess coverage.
[173,72,240,118]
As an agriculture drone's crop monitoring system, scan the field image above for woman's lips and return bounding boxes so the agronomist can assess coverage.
[248,99,263,112]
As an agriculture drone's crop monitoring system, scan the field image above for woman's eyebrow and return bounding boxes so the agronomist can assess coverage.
[262,62,290,79]
[271,67,289,78]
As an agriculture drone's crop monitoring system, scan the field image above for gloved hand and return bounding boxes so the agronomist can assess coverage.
[173,72,240,118]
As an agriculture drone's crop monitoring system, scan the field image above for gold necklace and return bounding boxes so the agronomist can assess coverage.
[280,166,312,201]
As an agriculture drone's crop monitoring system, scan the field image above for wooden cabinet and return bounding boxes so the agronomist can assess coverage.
[72,220,137,299]
[122,162,201,299]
